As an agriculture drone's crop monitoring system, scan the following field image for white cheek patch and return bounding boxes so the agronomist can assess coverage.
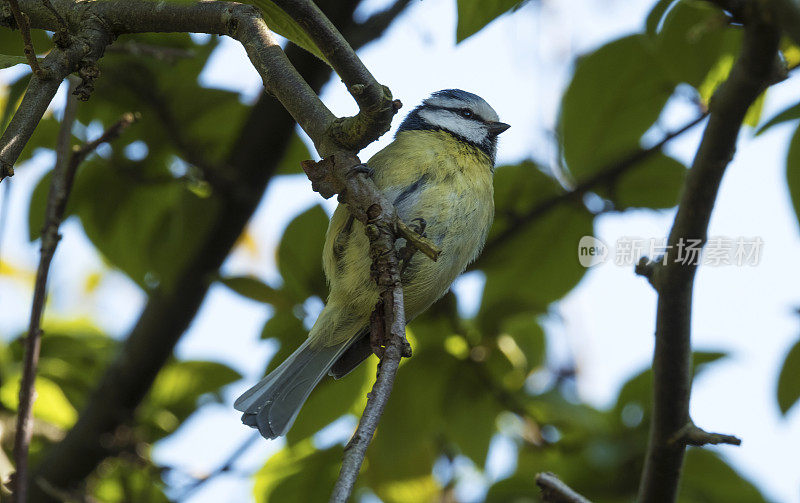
[419,109,488,146]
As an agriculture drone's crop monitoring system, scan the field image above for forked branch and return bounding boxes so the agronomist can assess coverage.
[636,7,782,502]
[3,0,411,501]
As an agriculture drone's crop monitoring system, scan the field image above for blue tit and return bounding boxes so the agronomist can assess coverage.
[234,89,510,439]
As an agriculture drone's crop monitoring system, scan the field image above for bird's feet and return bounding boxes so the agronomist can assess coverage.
[348,163,374,178]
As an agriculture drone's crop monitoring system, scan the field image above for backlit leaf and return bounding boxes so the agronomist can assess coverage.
[253,440,341,503]
[757,100,800,136]
[786,124,800,230]
[777,337,800,415]
[609,152,687,210]
[559,35,673,180]
[277,205,329,301]
[456,0,522,42]
[240,0,327,62]
[219,275,285,305]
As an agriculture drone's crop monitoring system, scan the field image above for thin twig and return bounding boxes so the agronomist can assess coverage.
[11,78,78,503]
[271,0,397,151]
[668,421,741,447]
[301,156,414,502]
[636,10,781,503]
[39,0,67,34]
[330,274,407,503]
[396,219,440,261]
[11,96,136,502]
[5,0,45,77]
[535,473,592,503]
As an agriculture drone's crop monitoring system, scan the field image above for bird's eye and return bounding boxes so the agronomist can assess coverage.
[460,108,473,118]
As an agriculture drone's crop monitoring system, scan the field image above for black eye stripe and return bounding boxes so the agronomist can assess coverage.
[424,104,484,122]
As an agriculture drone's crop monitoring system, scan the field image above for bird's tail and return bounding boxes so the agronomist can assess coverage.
[233,337,352,439]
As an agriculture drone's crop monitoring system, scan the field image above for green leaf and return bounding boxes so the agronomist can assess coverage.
[90,458,169,503]
[275,134,313,175]
[259,310,307,375]
[697,52,734,105]
[786,124,800,230]
[646,0,678,37]
[475,164,593,331]
[757,100,800,136]
[141,360,241,440]
[655,1,740,89]
[0,375,77,429]
[17,115,61,167]
[240,0,327,63]
[366,350,451,482]
[277,205,329,301]
[500,312,546,370]
[28,169,83,241]
[609,152,687,210]
[261,309,306,341]
[777,337,800,415]
[1,73,31,131]
[442,360,501,464]
[253,440,341,503]
[678,449,767,502]
[0,54,34,69]
[286,358,372,444]
[743,90,766,128]
[614,351,727,419]
[559,34,673,180]
[219,275,285,305]
[34,323,116,410]
[69,159,220,292]
[0,28,51,60]
[375,477,440,503]
[455,0,522,43]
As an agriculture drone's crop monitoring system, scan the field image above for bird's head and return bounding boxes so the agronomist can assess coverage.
[397,89,510,163]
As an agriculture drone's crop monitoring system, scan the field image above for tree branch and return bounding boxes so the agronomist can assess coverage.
[5,0,45,77]
[271,0,397,152]
[11,81,136,502]
[25,0,411,498]
[10,78,78,503]
[0,4,114,181]
[535,472,592,503]
[636,12,782,503]
[329,284,406,503]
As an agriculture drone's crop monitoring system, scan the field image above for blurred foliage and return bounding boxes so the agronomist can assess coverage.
[0,321,240,492]
[0,0,794,501]
[777,335,800,415]
[456,0,524,42]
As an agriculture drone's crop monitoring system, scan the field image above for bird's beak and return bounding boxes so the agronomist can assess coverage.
[487,121,511,135]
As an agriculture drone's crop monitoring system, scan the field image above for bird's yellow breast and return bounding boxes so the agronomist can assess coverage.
[316,130,494,346]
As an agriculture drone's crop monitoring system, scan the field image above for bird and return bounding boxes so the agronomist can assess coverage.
[234,89,510,439]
